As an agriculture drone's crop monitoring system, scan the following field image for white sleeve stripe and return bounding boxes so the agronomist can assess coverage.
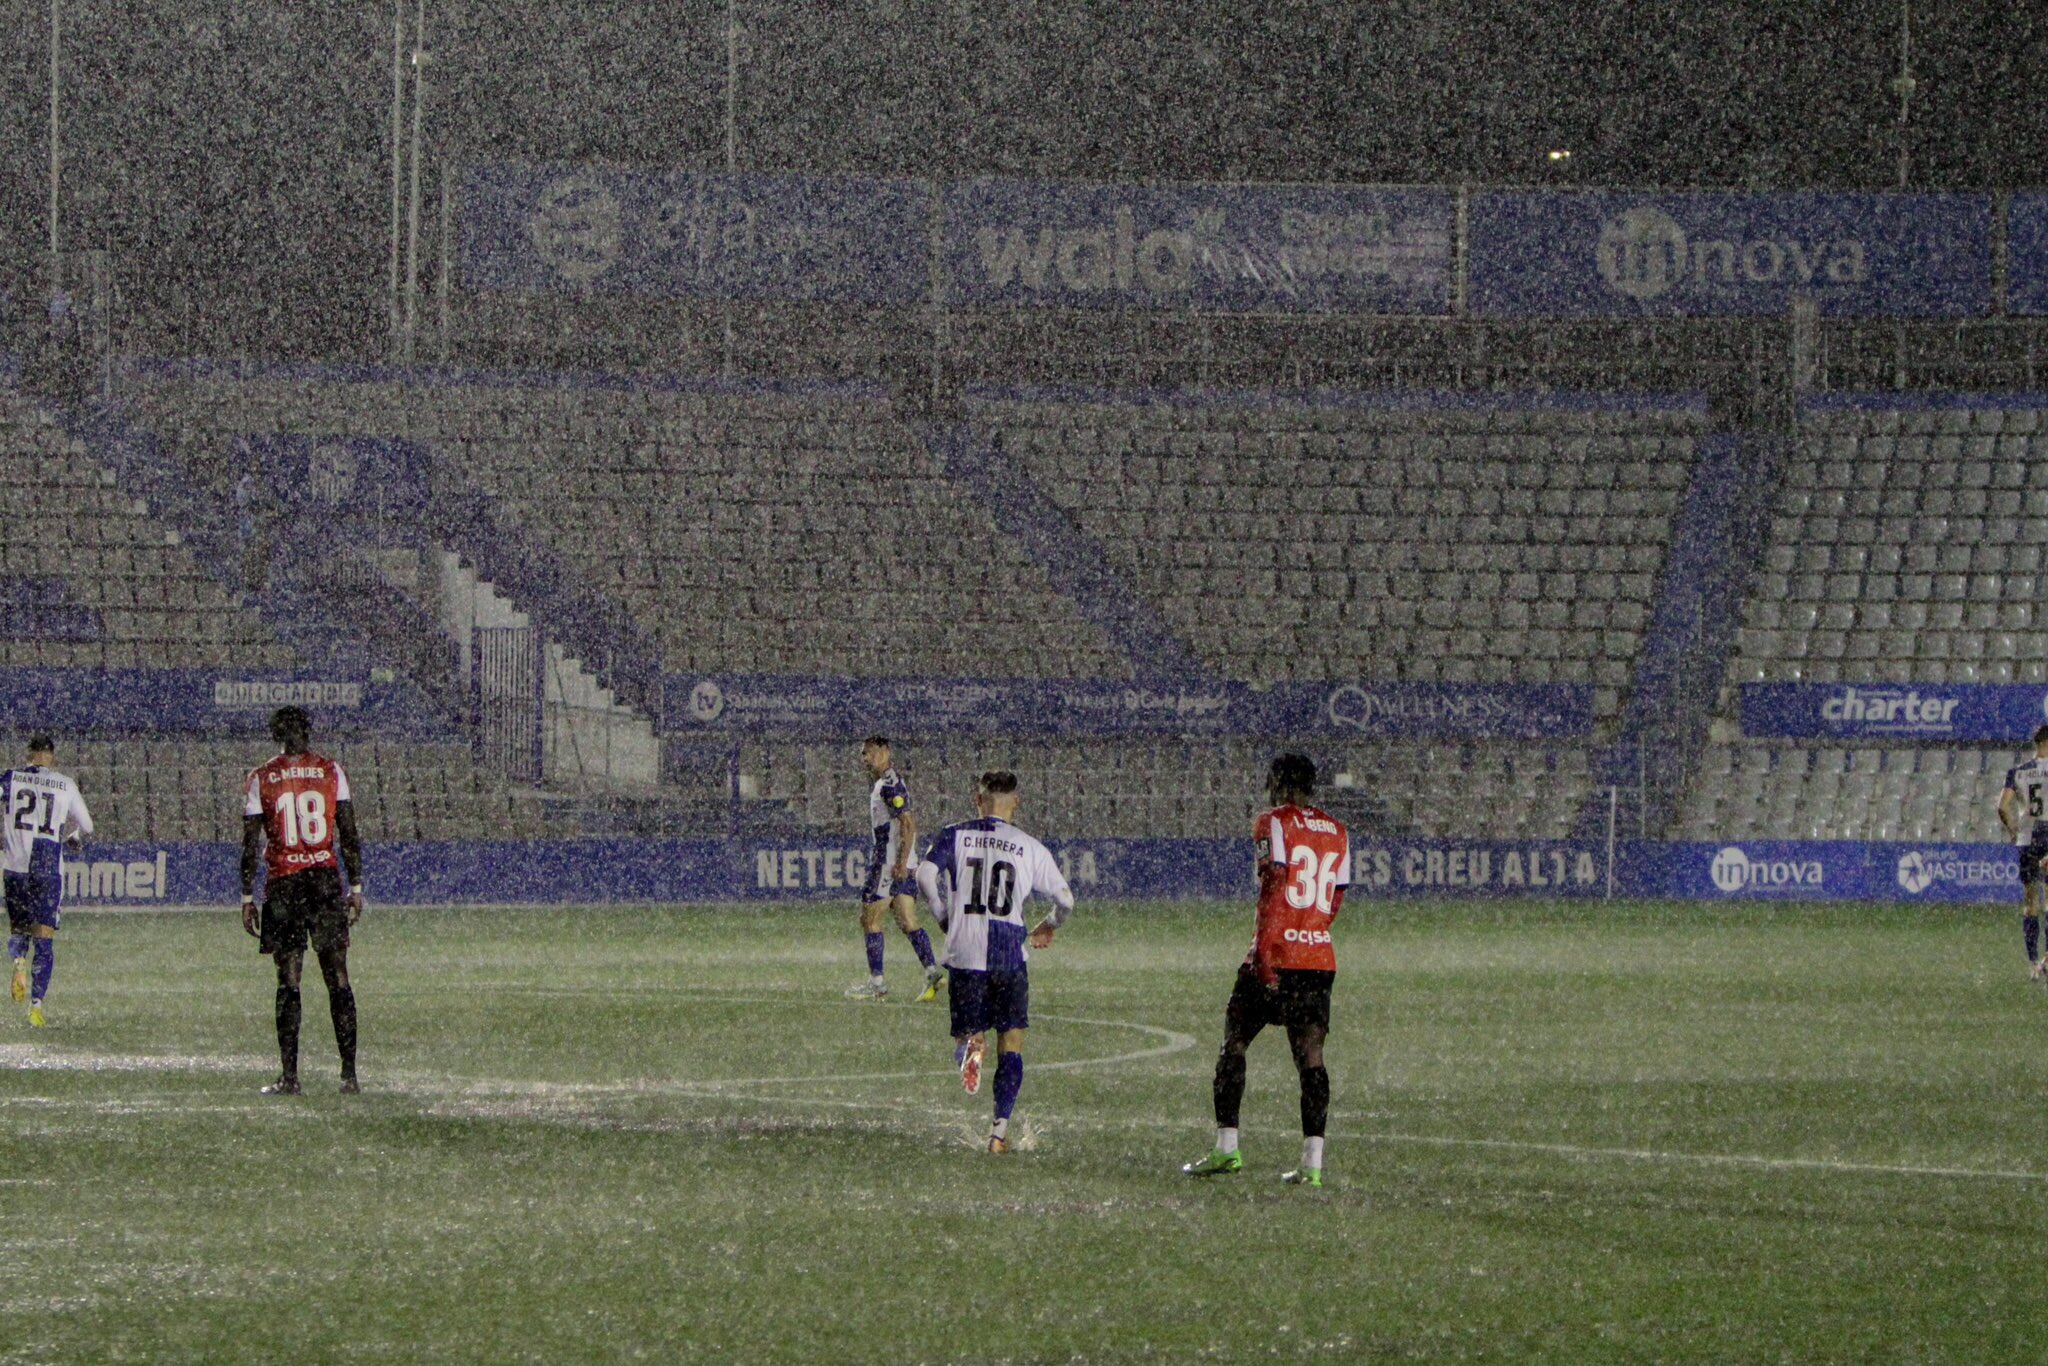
[1268,815,1287,865]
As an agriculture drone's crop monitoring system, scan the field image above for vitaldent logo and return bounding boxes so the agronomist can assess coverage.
[1595,206,1869,303]
[1896,849,2018,896]
[529,173,622,285]
[1709,846,1824,894]
[1819,686,1961,731]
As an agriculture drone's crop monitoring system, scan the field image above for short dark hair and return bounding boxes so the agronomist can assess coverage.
[977,770,1019,796]
[861,735,890,751]
[26,733,54,755]
[1269,751,1316,797]
[270,706,312,747]
[2034,725,2048,746]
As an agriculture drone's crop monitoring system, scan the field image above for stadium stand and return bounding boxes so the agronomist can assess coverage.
[968,393,1698,713]
[131,374,1131,680]
[751,738,1592,842]
[1683,403,2046,843]
[0,395,292,670]
[120,373,1711,842]
[62,739,547,845]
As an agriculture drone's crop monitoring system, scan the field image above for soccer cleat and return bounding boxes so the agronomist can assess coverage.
[1181,1149,1243,1177]
[26,1002,44,1029]
[917,965,944,1003]
[260,1076,302,1096]
[2031,958,2048,982]
[9,958,24,1003]
[844,980,890,1001]
[339,1076,361,1095]
[986,1135,1008,1155]
[1280,1168,1324,1188]
[960,1036,986,1094]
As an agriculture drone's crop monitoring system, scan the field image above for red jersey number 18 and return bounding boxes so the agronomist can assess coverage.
[275,790,329,848]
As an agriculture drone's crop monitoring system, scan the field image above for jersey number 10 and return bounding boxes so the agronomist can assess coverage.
[962,856,1017,917]
[275,791,330,848]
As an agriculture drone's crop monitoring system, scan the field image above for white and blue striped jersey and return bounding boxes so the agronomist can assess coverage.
[0,766,93,879]
[867,767,913,879]
[916,817,1074,973]
[2007,757,2048,846]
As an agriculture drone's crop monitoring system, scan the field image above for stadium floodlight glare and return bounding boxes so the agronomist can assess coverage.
[1547,148,1573,162]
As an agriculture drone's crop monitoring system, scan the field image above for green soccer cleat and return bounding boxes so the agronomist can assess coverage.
[916,965,944,1003]
[26,1001,45,1029]
[1181,1149,1243,1178]
[1280,1168,1323,1188]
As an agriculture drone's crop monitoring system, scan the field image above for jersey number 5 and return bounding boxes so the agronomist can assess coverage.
[1284,847,1342,915]
[275,791,329,848]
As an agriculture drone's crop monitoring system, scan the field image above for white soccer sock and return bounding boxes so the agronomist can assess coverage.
[991,1117,1009,1141]
[1302,1137,1324,1171]
[1216,1127,1239,1155]
[872,973,886,985]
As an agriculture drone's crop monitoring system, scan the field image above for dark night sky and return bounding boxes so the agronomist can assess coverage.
[0,0,2039,357]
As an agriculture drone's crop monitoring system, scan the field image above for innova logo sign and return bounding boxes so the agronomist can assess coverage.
[1709,845,1824,894]
[1596,205,1868,302]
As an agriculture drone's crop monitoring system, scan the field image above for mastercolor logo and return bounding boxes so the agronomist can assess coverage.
[1709,845,1825,894]
[1895,848,2018,896]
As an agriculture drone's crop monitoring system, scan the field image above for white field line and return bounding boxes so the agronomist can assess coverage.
[9,1006,2044,1187]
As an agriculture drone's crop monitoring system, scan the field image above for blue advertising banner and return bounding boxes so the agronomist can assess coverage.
[1469,191,1992,318]
[1621,840,2021,904]
[664,677,1593,739]
[461,163,930,303]
[59,836,2011,907]
[60,836,1606,906]
[2006,194,2048,316]
[943,180,1454,313]
[0,670,449,738]
[1740,682,2048,742]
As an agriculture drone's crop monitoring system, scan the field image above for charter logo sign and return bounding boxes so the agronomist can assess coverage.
[1742,682,2048,742]
[1708,845,1824,895]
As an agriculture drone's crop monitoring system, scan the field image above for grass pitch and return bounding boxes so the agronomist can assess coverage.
[1,899,2040,1361]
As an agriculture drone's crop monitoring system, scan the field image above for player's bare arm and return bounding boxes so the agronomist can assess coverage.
[1999,785,2017,839]
[240,812,264,937]
[893,809,917,880]
[337,800,366,924]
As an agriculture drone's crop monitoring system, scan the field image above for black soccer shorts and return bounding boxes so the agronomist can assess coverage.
[1225,964,1335,1041]
[260,867,351,956]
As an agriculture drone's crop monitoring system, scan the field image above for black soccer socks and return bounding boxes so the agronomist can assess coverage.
[1299,1065,1330,1140]
[2026,914,2040,964]
[330,985,358,1077]
[1213,1050,1248,1129]
[275,983,302,1081]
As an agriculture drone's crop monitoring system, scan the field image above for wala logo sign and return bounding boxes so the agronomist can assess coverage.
[1708,846,1825,895]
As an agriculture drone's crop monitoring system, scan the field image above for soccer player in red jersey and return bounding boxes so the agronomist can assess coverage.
[1183,752,1350,1187]
[240,706,366,1095]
